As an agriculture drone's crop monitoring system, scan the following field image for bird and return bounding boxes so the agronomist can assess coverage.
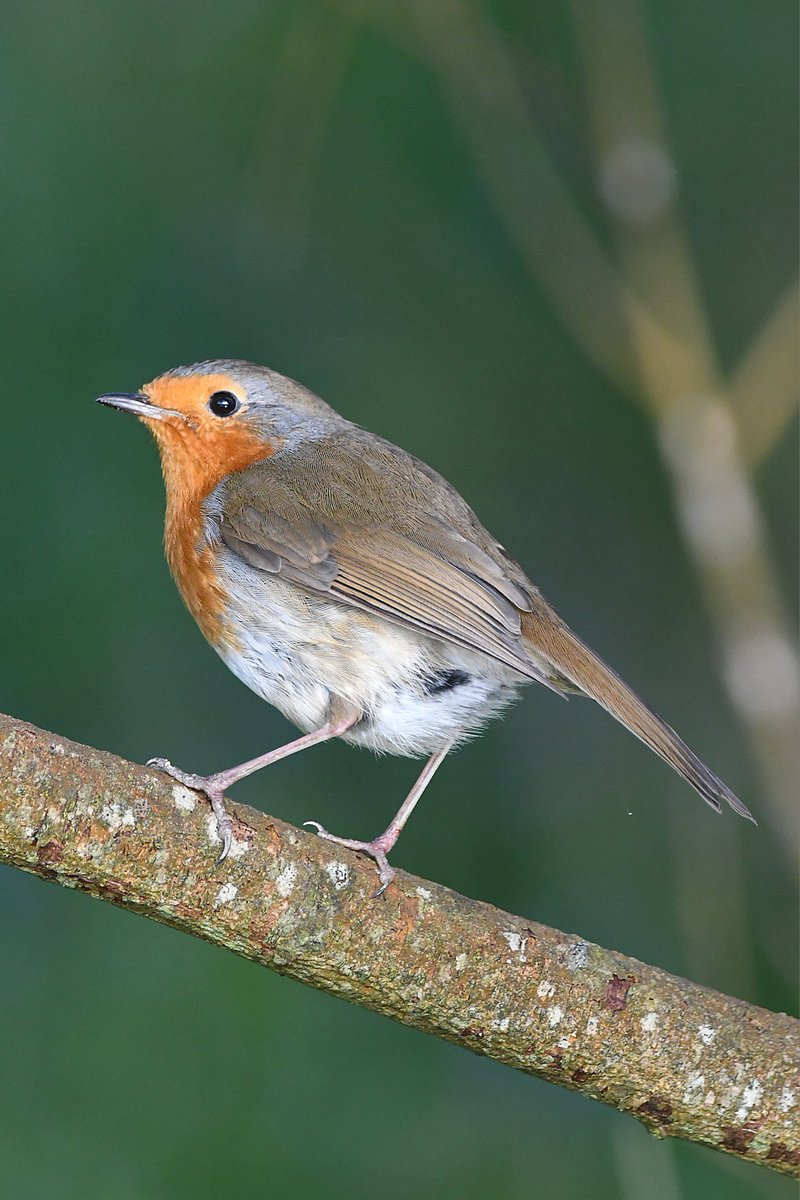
[97,359,754,893]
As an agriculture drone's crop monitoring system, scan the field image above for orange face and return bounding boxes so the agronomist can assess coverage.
[99,368,278,646]
[139,370,276,501]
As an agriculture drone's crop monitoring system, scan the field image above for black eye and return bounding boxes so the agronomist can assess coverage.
[208,391,240,417]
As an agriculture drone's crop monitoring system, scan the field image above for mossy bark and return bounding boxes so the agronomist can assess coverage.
[1,712,797,1176]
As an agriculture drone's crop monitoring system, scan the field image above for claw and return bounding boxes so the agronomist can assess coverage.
[209,793,234,862]
[216,832,232,863]
[146,757,206,791]
[147,757,233,862]
[304,820,396,897]
[370,852,395,898]
[370,875,393,900]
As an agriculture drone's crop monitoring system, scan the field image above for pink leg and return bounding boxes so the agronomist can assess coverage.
[305,740,454,896]
[148,709,359,861]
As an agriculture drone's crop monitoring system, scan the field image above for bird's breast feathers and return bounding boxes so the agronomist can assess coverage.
[210,537,523,756]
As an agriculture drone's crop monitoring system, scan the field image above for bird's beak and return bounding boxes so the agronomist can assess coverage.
[96,392,185,421]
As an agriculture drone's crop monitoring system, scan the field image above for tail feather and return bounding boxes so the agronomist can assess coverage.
[522,610,755,822]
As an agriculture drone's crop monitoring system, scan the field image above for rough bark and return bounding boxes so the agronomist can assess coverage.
[0,712,797,1176]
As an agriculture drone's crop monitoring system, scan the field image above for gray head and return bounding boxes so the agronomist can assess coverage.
[97,359,346,458]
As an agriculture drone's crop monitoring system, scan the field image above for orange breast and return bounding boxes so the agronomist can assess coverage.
[165,493,231,646]
[146,381,277,646]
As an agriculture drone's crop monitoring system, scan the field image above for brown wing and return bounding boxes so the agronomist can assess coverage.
[217,437,563,691]
[218,428,753,821]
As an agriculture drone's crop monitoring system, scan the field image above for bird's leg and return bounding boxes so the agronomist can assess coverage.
[305,740,453,897]
[149,706,360,861]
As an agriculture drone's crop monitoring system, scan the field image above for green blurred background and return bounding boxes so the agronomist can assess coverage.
[1,1,797,1196]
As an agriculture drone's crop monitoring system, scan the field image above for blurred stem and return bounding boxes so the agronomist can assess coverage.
[570,0,799,859]
[403,0,799,847]
[357,0,797,468]
[409,0,648,394]
[729,280,800,467]
[1,712,798,1177]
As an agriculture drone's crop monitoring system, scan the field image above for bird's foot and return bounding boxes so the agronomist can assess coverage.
[147,757,234,863]
[303,821,396,897]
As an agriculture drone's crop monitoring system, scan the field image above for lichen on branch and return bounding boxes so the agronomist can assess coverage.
[0,712,797,1176]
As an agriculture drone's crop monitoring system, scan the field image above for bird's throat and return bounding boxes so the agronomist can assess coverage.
[154,426,275,648]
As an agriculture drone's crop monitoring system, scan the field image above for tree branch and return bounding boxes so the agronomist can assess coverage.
[1,712,797,1176]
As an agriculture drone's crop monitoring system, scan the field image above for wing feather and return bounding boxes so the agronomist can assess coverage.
[218,453,561,690]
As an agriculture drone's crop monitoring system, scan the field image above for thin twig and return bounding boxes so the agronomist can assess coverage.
[1,712,797,1176]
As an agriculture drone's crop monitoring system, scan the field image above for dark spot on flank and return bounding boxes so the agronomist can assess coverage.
[423,670,470,696]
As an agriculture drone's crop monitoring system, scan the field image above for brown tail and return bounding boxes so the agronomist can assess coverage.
[521,609,755,822]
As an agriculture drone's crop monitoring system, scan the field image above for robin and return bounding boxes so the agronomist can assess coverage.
[98,360,754,892]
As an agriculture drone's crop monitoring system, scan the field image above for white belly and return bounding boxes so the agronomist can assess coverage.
[213,548,523,757]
